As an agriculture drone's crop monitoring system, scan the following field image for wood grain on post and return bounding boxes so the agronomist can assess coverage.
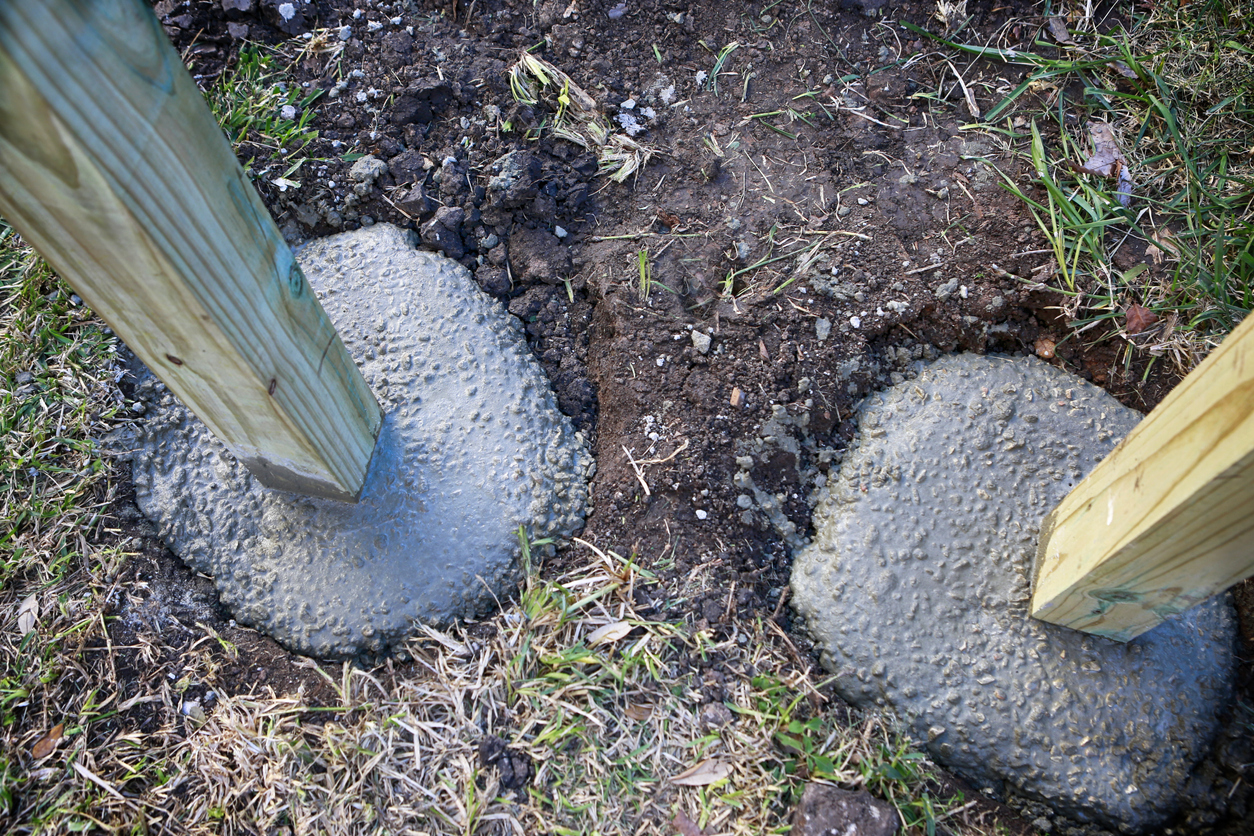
[0,0,382,502]
[1032,312,1254,641]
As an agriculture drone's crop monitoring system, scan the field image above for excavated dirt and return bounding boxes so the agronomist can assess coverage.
[84,1,1254,832]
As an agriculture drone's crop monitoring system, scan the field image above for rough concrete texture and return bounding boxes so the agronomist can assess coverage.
[133,224,592,659]
[791,354,1237,833]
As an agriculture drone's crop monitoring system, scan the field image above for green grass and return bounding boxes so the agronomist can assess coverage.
[486,541,978,836]
[0,220,135,833]
[0,221,122,591]
[911,1,1254,373]
[708,41,741,96]
[997,122,1129,312]
[204,43,322,169]
[638,247,653,301]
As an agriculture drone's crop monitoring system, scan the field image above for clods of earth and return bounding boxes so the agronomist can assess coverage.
[100,1,1254,834]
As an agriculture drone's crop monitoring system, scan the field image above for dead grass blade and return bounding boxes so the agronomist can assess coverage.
[508,52,656,183]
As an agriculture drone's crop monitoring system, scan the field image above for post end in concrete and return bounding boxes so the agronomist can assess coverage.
[134,225,592,658]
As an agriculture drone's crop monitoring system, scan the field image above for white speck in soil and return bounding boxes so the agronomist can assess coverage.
[617,112,644,136]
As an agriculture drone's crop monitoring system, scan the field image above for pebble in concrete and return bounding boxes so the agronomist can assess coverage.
[791,354,1236,833]
[133,224,592,659]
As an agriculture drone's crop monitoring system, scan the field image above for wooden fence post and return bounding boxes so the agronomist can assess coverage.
[0,0,382,502]
[1032,312,1254,641]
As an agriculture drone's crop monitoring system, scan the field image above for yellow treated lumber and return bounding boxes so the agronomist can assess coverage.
[1031,312,1254,641]
[0,0,381,501]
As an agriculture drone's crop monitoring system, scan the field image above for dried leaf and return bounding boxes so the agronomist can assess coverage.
[672,809,706,836]
[1078,121,1134,207]
[670,758,733,786]
[1151,226,1179,257]
[31,723,63,759]
[1109,60,1137,79]
[17,594,37,636]
[72,761,125,799]
[418,624,469,656]
[1125,303,1159,335]
[624,702,654,721]
[587,621,632,646]
[1084,122,1120,169]
[1047,16,1075,45]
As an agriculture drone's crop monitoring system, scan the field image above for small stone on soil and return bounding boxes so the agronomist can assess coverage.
[791,784,898,836]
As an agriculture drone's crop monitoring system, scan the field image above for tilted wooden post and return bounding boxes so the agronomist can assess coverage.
[1032,312,1254,641]
[0,0,382,501]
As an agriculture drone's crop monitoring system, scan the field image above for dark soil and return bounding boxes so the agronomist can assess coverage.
[87,1,1254,833]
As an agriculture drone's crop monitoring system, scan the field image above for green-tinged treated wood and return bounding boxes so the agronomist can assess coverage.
[1031,312,1254,641]
[0,0,381,501]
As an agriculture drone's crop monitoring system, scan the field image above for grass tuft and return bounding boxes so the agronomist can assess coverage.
[912,1,1254,373]
[204,43,322,173]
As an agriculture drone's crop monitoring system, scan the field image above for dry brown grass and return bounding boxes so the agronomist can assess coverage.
[1,220,139,832]
[154,541,983,836]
